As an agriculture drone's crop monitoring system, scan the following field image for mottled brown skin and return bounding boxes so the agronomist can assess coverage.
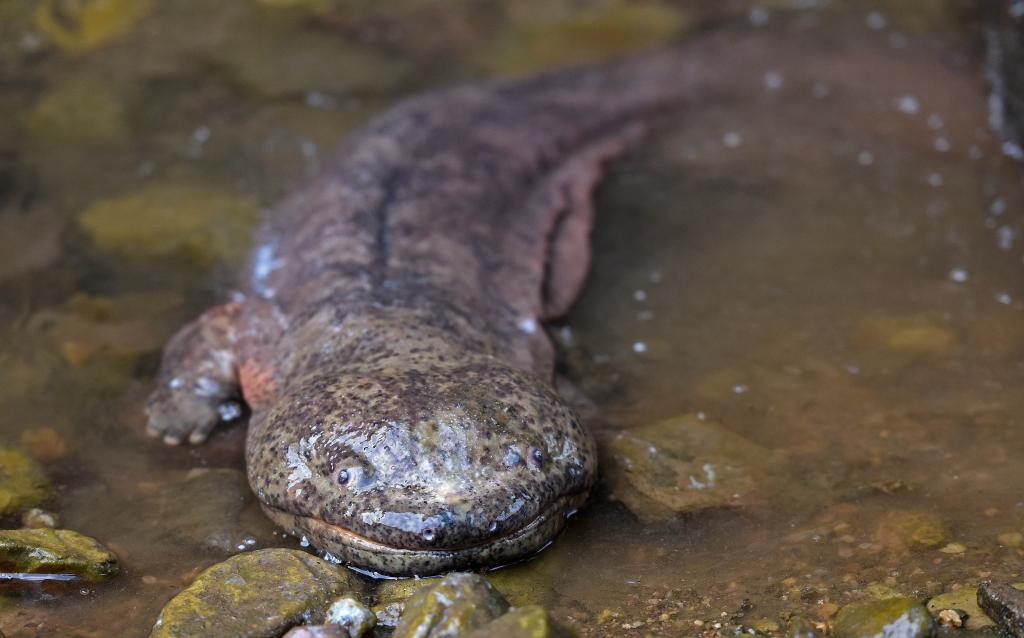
[145,38,764,576]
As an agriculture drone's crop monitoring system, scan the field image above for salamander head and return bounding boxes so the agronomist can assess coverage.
[247,359,596,577]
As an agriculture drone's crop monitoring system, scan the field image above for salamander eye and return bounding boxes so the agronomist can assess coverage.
[336,469,351,486]
[528,447,544,467]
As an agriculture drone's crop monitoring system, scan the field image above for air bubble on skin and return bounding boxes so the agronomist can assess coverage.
[305,91,335,109]
[927,114,944,130]
[934,136,951,152]
[748,6,770,26]
[1003,141,1024,161]
[865,11,887,30]
[985,217,998,229]
[997,292,1013,305]
[168,377,184,389]
[895,95,920,115]
[927,173,944,187]
[763,71,783,92]
[857,151,875,166]
[997,226,1016,251]
[649,269,662,283]
[732,384,748,395]
[949,267,970,283]
[634,289,647,302]
[517,318,538,334]
[300,536,310,547]
[632,341,647,354]
[723,131,743,148]
[636,310,654,321]
[969,145,984,160]
[1010,0,1024,19]
[194,377,221,397]
[992,197,1007,215]
[845,363,861,375]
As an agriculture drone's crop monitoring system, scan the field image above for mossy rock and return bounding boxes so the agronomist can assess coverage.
[465,605,568,638]
[927,588,993,629]
[876,510,949,551]
[833,597,935,638]
[78,183,259,266]
[33,0,155,54]
[0,528,118,581]
[602,414,784,522]
[393,573,510,638]
[0,447,50,516]
[481,0,689,76]
[26,78,129,145]
[150,549,364,638]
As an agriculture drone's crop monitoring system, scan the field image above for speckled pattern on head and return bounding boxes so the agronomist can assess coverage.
[144,35,772,575]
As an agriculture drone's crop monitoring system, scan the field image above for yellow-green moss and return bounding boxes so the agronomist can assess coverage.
[0,447,50,516]
[0,528,118,581]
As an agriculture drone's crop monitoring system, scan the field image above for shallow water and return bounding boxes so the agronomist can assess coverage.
[1,0,1022,636]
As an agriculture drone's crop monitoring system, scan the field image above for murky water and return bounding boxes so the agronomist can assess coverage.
[1,0,1022,636]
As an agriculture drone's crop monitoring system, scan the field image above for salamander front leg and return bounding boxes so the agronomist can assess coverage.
[145,303,246,445]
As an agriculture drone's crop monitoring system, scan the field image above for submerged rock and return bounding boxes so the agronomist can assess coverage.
[464,605,565,638]
[0,528,118,581]
[977,581,1024,638]
[927,588,993,630]
[0,447,50,516]
[832,597,934,638]
[393,573,510,638]
[25,79,129,146]
[78,183,259,266]
[149,549,364,638]
[875,510,949,551]
[32,0,155,53]
[480,1,689,75]
[602,414,782,522]
[281,627,347,638]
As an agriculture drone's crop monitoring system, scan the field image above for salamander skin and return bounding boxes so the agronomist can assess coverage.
[145,35,766,576]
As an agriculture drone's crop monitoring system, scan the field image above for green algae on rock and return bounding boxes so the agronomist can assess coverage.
[464,605,567,638]
[602,414,783,523]
[33,0,155,54]
[393,573,511,638]
[78,183,259,265]
[480,0,689,76]
[832,597,935,638]
[0,447,50,517]
[26,79,129,146]
[926,588,993,630]
[875,510,950,552]
[150,549,364,638]
[0,528,118,581]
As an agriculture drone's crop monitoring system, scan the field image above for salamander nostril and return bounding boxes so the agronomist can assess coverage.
[336,469,350,485]
[421,528,435,542]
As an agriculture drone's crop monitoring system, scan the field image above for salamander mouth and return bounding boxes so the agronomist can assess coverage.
[260,492,585,577]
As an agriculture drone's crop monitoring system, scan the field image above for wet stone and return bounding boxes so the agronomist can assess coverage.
[393,573,510,638]
[149,548,364,638]
[977,581,1024,638]
[0,446,50,516]
[464,605,565,638]
[602,414,782,522]
[324,597,375,638]
[927,588,993,630]
[832,597,935,638]
[0,528,119,581]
